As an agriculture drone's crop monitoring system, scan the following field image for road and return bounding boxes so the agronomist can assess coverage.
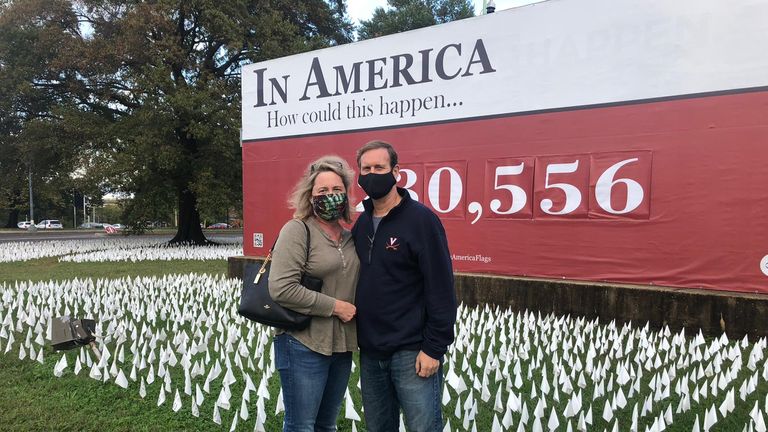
[0,230,243,243]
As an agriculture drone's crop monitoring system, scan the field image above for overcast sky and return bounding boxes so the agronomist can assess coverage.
[347,0,545,24]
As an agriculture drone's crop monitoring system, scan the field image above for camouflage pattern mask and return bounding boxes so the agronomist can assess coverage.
[312,193,348,221]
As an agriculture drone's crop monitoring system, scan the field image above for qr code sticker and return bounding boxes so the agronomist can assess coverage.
[253,233,264,248]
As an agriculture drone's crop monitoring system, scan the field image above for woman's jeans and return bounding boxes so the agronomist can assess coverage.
[274,334,352,432]
[360,350,444,432]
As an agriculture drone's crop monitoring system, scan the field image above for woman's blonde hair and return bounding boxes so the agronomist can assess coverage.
[288,155,356,223]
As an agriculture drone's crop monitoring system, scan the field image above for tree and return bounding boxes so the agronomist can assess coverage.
[357,0,474,40]
[0,0,86,227]
[1,0,353,242]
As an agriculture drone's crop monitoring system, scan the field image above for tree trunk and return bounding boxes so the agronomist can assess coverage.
[5,209,19,228]
[170,188,210,245]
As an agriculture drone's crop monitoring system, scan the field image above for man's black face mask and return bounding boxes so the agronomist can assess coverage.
[358,171,396,200]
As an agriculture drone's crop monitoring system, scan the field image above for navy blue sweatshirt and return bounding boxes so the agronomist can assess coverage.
[352,188,457,360]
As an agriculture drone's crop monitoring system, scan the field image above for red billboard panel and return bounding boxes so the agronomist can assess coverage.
[533,154,590,219]
[588,152,652,220]
[483,157,535,221]
[243,91,768,294]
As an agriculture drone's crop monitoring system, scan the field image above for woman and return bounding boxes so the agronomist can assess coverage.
[268,155,360,431]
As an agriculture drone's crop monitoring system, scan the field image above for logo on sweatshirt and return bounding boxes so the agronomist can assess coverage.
[385,237,400,251]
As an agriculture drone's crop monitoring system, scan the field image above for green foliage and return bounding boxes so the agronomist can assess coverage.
[357,0,474,40]
[0,0,354,240]
[97,203,123,225]
[0,1,92,226]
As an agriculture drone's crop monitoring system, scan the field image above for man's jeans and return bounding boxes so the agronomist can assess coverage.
[360,350,444,432]
[274,334,352,432]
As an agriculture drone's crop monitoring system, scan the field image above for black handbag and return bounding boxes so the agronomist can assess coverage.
[50,316,97,351]
[238,220,323,331]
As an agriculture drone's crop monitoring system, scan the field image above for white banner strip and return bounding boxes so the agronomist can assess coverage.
[241,0,768,141]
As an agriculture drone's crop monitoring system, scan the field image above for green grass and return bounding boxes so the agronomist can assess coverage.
[0,258,230,431]
[0,258,364,431]
[442,319,768,432]
[0,257,227,285]
[0,356,240,431]
[0,339,362,432]
[2,258,767,431]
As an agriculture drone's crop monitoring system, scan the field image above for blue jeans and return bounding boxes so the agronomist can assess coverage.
[360,350,444,432]
[274,334,352,432]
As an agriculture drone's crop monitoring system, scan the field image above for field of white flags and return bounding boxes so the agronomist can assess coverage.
[0,237,242,263]
[2,272,768,431]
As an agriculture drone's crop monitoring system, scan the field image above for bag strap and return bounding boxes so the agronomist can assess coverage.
[261,219,311,267]
[300,220,311,264]
[255,219,309,283]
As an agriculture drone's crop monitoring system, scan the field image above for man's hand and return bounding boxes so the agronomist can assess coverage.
[332,300,356,322]
[415,351,439,378]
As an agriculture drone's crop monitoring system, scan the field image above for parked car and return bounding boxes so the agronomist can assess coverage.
[207,222,230,229]
[17,221,32,229]
[103,223,124,230]
[78,222,104,229]
[36,220,63,229]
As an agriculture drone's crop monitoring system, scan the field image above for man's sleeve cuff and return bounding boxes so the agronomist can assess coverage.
[422,344,446,360]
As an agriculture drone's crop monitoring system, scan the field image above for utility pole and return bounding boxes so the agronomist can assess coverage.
[28,165,36,232]
[28,165,34,222]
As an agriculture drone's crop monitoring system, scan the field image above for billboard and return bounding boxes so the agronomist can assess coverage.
[242,0,768,293]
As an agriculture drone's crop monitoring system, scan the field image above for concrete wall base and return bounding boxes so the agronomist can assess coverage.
[228,256,768,340]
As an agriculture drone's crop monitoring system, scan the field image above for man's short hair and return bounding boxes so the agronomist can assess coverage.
[356,140,399,169]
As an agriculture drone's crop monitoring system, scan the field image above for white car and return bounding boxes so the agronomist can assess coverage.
[35,220,64,229]
[17,221,32,229]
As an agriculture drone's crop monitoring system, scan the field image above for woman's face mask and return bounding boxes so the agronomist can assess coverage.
[312,192,348,221]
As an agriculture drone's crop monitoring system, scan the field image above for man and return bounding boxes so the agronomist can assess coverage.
[352,140,457,431]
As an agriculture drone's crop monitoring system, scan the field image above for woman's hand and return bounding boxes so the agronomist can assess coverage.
[333,300,356,322]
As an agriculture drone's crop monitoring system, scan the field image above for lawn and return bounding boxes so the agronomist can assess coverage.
[0,257,226,285]
[0,259,228,431]
[1,255,767,431]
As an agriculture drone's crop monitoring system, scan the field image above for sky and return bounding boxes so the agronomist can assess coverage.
[347,0,544,24]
